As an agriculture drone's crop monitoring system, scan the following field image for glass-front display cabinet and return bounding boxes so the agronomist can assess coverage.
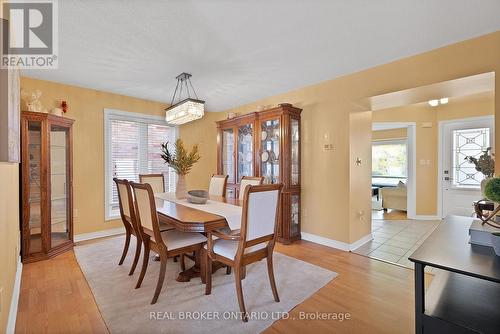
[216,103,302,243]
[21,111,74,263]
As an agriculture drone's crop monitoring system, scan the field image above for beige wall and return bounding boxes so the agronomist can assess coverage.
[372,128,408,141]
[20,77,167,234]
[373,92,494,215]
[349,111,372,242]
[0,164,20,332]
[180,31,500,243]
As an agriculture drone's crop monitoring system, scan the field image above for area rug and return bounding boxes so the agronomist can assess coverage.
[75,236,337,334]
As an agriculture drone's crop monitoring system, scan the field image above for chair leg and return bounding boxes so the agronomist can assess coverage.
[226,265,231,275]
[234,266,248,322]
[173,255,178,262]
[118,230,131,265]
[135,241,150,289]
[129,236,142,276]
[266,253,280,302]
[180,254,186,271]
[151,255,167,304]
[205,255,213,295]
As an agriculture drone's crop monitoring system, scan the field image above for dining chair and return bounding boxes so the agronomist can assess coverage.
[238,176,264,200]
[139,173,165,193]
[205,183,283,322]
[113,178,142,276]
[130,181,207,304]
[208,174,229,197]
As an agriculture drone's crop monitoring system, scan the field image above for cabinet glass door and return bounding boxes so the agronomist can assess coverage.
[237,123,253,182]
[222,128,235,183]
[50,124,70,247]
[27,121,42,254]
[261,119,280,184]
[291,118,300,185]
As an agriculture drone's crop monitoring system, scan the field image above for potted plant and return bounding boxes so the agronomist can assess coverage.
[161,139,201,199]
[465,147,495,195]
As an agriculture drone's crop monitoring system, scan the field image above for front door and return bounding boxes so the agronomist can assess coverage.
[441,117,494,217]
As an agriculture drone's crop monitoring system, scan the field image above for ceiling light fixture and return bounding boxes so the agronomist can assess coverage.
[165,72,205,125]
[440,97,449,105]
[428,99,439,107]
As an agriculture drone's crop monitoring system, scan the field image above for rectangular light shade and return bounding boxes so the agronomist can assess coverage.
[165,98,205,125]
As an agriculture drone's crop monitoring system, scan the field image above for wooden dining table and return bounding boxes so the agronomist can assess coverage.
[155,194,242,282]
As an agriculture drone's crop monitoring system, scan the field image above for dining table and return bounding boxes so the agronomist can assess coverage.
[154,193,243,283]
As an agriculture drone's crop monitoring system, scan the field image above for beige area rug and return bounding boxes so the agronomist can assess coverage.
[75,236,337,334]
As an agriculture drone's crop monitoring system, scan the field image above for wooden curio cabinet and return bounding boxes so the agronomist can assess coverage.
[216,103,301,243]
[20,111,75,263]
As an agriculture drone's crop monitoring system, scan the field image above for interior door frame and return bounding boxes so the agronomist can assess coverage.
[437,115,495,218]
[372,122,417,219]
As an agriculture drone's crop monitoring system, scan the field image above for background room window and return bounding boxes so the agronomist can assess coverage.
[372,139,408,186]
[452,127,490,188]
[104,109,177,219]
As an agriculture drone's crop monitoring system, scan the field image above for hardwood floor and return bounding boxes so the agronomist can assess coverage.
[15,239,428,334]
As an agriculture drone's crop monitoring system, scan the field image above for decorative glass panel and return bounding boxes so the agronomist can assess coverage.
[291,194,300,235]
[237,123,253,182]
[50,125,70,248]
[222,128,235,183]
[261,119,280,184]
[452,127,490,187]
[291,118,300,185]
[28,121,42,254]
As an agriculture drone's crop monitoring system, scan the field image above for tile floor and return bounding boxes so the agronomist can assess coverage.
[353,219,442,270]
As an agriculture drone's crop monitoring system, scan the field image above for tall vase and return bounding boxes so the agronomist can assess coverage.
[175,174,187,199]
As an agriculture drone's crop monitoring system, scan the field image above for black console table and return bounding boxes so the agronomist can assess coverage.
[409,215,500,334]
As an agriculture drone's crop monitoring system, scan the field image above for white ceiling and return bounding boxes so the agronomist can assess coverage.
[23,0,500,111]
[369,72,495,111]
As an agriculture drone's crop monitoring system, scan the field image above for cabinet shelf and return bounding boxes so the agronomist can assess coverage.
[21,111,74,264]
[217,104,302,244]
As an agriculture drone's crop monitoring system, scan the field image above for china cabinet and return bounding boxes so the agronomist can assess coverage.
[216,103,301,243]
[20,111,74,263]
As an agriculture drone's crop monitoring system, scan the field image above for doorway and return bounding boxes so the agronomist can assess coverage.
[438,116,495,217]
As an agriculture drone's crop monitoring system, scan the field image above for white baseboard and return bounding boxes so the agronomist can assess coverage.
[74,227,125,243]
[7,256,22,334]
[348,233,373,250]
[408,215,442,221]
[301,232,373,251]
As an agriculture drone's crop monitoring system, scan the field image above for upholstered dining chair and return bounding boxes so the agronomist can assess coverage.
[113,178,142,276]
[130,181,207,304]
[139,173,165,193]
[238,176,264,200]
[205,183,283,322]
[208,174,229,197]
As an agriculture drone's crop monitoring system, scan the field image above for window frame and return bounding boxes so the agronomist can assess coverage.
[104,109,177,220]
[371,138,408,180]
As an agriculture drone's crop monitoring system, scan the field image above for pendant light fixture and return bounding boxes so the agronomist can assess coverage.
[165,72,205,125]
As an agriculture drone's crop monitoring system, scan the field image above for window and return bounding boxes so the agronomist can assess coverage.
[104,109,177,219]
[372,139,407,186]
[452,127,490,188]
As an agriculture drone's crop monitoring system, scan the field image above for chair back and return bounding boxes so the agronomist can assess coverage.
[130,182,163,244]
[113,178,137,232]
[239,184,282,255]
[139,174,165,193]
[208,174,228,197]
[239,176,264,200]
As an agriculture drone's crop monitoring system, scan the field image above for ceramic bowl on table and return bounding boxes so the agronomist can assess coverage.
[187,190,208,204]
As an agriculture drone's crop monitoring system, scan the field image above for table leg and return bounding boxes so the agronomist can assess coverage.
[176,250,201,282]
[414,262,425,334]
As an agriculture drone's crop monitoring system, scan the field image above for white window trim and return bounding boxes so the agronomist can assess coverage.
[103,108,178,221]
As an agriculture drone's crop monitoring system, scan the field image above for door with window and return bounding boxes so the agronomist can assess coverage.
[441,117,494,217]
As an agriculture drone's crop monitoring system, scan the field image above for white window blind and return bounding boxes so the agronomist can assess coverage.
[104,109,177,219]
